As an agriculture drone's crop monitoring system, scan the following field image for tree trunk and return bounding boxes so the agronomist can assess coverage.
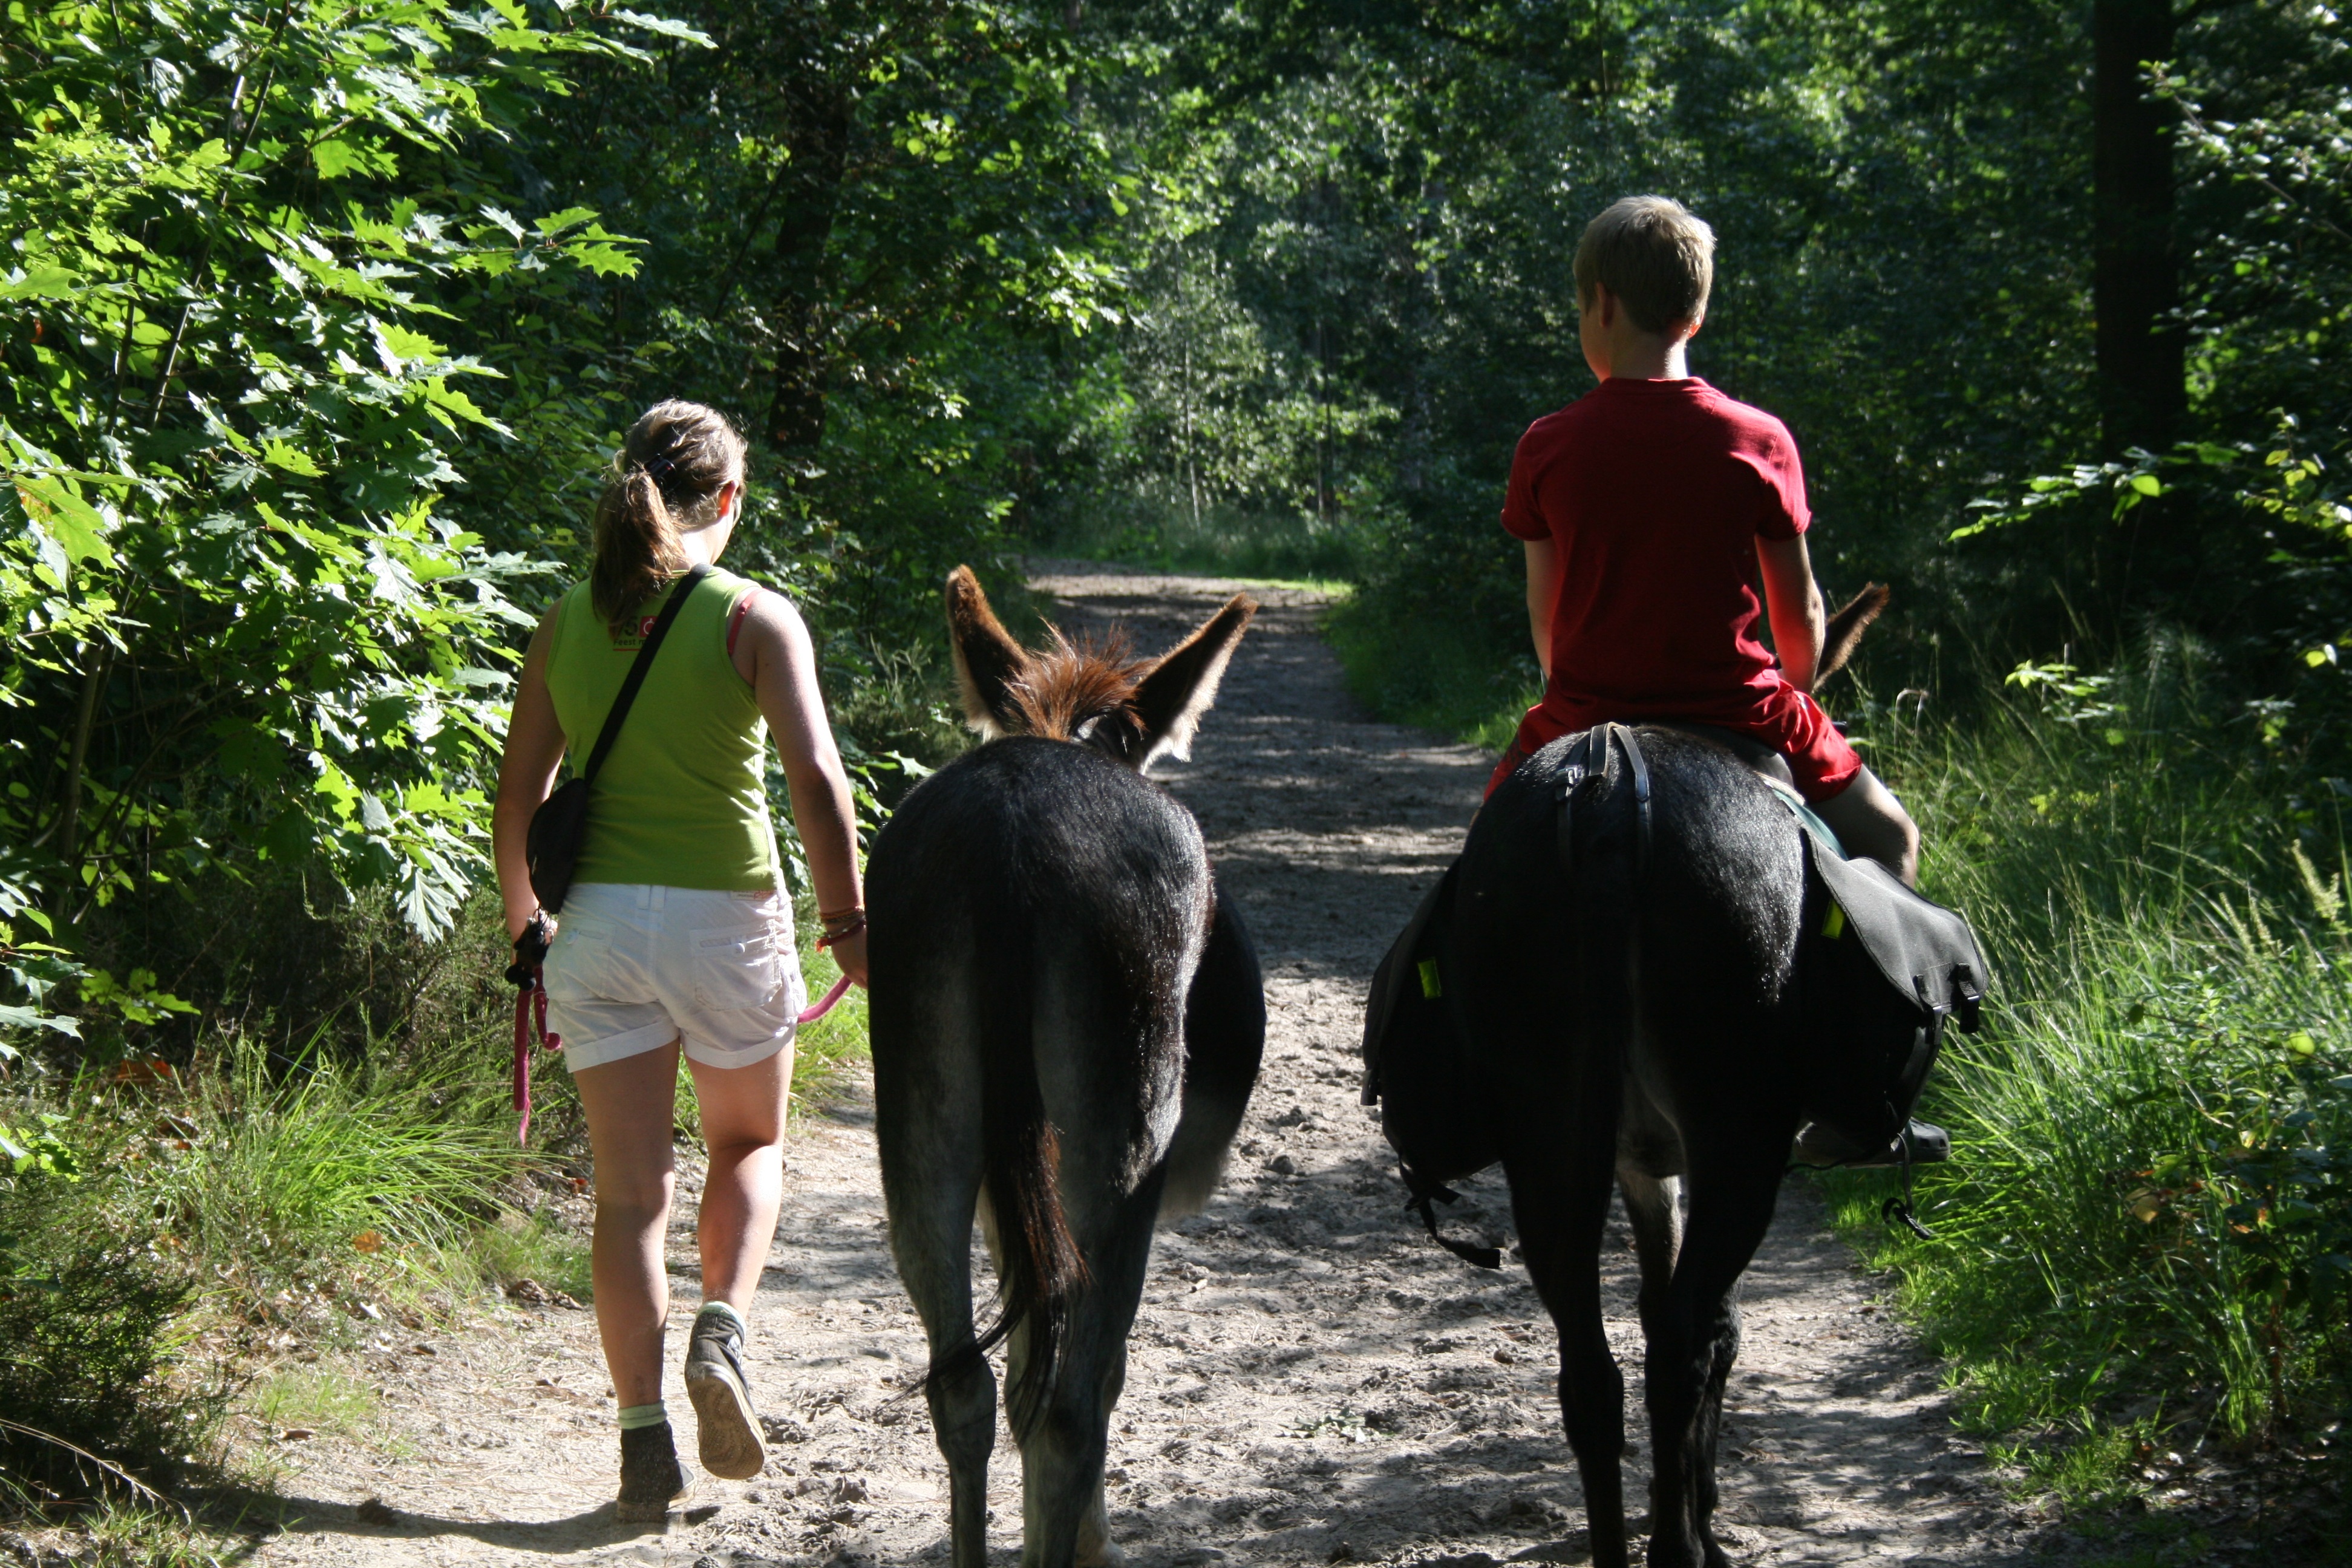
[2092,0,2183,457]
[767,89,852,451]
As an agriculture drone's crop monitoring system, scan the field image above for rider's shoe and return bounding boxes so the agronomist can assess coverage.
[1794,1118,1950,1168]
[615,1420,692,1523]
[685,1305,768,1480]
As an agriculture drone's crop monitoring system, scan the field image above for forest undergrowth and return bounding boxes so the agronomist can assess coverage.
[0,899,867,1559]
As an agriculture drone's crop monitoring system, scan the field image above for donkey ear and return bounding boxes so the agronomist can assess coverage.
[1815,581,1890,687]
[1129,594,1256,771]
[944,566,1030,737]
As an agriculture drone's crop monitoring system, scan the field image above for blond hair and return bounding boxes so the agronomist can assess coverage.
[590,400,748,626]
[1573,195,1716,335]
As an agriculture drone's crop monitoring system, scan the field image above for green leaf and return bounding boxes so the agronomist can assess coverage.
[610,8,717,44]
[313,139,365,179]
[12,475,113,564]
[0,266,80,301]
[534,205,599,236]
[0,1004,81,1039]
[420,377,509,433]
[373,322,446,371]
[260,439,325,477]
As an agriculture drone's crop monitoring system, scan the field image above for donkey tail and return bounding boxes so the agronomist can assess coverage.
[924,907,1088,1437]
[1562,728,1647,1171]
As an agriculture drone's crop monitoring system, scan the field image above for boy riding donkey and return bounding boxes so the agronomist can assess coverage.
[1493,194,1941,1167]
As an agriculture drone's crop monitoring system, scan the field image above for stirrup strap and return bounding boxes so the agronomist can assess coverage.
[1403,1170,1503,1271]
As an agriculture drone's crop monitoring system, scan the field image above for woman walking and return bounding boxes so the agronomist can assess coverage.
[493,400,869,1521]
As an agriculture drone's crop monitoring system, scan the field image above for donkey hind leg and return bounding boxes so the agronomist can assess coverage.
[1510,1149,1632,1568]
[1642,1158,1781,1568]
[884,1122,995,1568]
[1074,1330,1132,1567]
[1618,1167,1684,1336]
[1007,1171,1163,1568]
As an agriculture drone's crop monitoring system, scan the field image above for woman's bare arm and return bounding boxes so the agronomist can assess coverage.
[492,609,567,942]
[735,590,867,986]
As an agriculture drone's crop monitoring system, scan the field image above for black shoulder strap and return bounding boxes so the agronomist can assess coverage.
[581,563,710,786]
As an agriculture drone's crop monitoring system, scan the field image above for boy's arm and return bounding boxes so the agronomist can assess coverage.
[1758,534,1825,693]
[1523,539,1558,682]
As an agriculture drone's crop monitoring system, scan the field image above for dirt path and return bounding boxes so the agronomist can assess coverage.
[258,564,2050,1568]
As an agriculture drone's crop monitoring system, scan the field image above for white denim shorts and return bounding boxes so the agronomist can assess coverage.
[542,883,806,1073]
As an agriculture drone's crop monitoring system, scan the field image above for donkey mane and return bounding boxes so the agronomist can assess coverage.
[1008,626,1149,745]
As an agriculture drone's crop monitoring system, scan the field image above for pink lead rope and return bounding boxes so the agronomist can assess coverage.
[510,912,861,1145]
[508,913,564,1147]
[800,910,866,1026]
[799,972,854,1024]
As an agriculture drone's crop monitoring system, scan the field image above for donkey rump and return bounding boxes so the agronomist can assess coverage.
[1362,719,1993,1229]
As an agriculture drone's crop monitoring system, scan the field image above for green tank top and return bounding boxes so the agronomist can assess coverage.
[543,566,780,892]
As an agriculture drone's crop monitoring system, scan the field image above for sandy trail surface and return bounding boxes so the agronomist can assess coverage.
[258,564,2048,1568]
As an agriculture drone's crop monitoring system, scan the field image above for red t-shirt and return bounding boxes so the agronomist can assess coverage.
[1502,376,1809,721]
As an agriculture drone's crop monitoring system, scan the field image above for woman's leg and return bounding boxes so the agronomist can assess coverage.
[685,1041,795,1310]
[575,1042,684,1406]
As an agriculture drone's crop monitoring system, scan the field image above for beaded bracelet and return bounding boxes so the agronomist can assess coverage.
[817,914,867,950]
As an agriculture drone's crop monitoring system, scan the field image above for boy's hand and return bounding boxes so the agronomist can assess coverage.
[1758,535,1825,692]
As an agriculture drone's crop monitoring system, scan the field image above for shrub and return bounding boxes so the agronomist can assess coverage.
[0,1151,212,1505]
[1828,648,2352,1487]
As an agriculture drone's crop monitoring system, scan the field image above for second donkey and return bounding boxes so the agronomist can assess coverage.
[866,567,1264,1568]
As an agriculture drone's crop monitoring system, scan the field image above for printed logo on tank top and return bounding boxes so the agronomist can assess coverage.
[606,609,665,653]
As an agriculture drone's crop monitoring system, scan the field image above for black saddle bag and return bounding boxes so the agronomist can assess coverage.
[1795,834,1990,1149]
[1360,864,1504,1266]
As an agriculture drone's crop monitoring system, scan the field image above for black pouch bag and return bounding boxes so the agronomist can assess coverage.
[526,563,710,914]
[1361,863,1504,1266]
[1795,834,1990,1149]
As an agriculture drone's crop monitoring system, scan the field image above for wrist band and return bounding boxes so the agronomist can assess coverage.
[818,903,865,923]
[817,915,867,950]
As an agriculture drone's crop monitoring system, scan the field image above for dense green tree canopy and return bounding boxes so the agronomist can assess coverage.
[3,0,2349,1030]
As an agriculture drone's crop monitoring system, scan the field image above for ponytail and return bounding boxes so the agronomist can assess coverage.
[590,469,690,627]
[587,400,748,628]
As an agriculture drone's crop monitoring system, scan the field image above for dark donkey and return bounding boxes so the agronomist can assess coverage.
[1445,596,1889,1568]
[867,568,1264,1568]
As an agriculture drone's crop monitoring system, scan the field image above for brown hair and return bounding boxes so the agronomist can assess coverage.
[1573,195,1716,335]
[590,400,748,626]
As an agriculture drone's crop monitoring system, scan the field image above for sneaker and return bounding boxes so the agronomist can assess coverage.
[615,1421,691,1524]
[685,1308,767,1480]
[1794,1119,1952,1169]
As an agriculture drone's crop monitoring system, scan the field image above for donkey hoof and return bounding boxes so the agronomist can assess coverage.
[1074,1541,1128,1568]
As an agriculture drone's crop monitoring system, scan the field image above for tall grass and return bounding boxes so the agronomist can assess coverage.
[1832,657,2352,1478]
[1324,595,1541,749]
[1039,491,1368,581]
[156,1037,527,1282]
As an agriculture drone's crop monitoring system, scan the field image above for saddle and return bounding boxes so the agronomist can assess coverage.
[1362,723,1990,1263]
